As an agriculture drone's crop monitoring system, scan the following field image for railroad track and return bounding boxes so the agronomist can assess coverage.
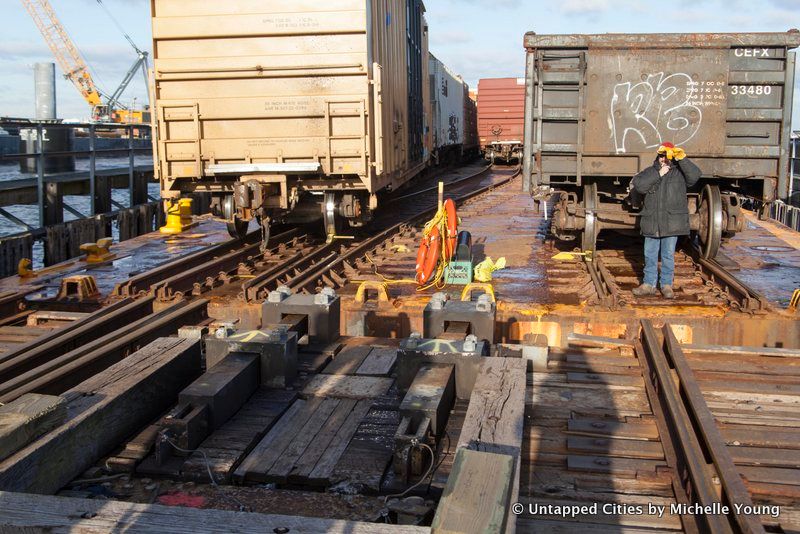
[0,163,506,405]
[108,163,511,303]
[0,298,208,403]
[519,325,800,533]
[583,244,770,312]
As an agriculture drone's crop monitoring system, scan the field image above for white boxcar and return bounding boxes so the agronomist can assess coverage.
[429,53,465,161]
[151,0,429,241]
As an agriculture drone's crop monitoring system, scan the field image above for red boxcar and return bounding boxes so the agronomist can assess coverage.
[477,78,525,164]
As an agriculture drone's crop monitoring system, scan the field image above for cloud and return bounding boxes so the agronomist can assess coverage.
[430,30,474,47]
[0,42,50,60]
[558,0,611,14]
[767,0,799,9]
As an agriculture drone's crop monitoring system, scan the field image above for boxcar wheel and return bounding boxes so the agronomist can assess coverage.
[226,217,248,239]
[581,183,598,255]
[698,184,722,259]
[222,195,248,239]
[323,192,344,241]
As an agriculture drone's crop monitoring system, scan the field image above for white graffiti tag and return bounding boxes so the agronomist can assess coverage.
[610,72,702,154]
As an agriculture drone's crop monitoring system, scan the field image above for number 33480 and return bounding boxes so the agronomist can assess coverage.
[730,85,772,95]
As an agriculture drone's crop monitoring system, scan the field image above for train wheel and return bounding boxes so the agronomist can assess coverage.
[581,182,598,255]
[698,184,723,259]
[323,192,344,242]
[222,195,248,239]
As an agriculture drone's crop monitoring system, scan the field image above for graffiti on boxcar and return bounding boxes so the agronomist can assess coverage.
[610,72,704,154]
[448,114,460,143]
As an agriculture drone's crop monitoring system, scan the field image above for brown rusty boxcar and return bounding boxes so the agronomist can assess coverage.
[151,0,428,241]
[477,78,526,164]
[522,31,800,258]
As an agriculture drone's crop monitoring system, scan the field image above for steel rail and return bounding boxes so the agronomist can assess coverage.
[638,320,736,534]
[681,244,769,313]
[0,290,30,321]
[0,298,208,404]
[584,256,615,308]
[290,167,521,294]
[112,229,298,297]
[243,242,339,302]
[660,323,764,534]
[0,296,154,383]
[388,163,492,203]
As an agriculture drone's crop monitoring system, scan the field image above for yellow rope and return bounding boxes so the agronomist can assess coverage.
[362,200,457,292]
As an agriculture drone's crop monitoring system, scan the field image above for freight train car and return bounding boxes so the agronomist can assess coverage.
[522,32,800,258]
[429,53,466,163]
[463,86,479,158]
[477,78,525,164]
[151,0,428,241]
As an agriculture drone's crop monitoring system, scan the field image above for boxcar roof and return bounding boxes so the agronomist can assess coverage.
[523,31,800,50]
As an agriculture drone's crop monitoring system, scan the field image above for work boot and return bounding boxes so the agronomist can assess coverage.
[632,283,656,297]
[661,285,674,299]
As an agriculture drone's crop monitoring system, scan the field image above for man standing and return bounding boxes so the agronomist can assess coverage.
[631,142,701,299]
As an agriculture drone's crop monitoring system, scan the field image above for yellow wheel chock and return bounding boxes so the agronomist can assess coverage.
[460,282,495,303]
[160,198,197,234]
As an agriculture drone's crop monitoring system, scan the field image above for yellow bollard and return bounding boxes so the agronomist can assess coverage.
[160,198,197,234]
[18,258,35,278]
[79,237,116,263]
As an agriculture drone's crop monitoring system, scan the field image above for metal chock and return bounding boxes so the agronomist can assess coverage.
[355,280,390,304]
[460,282,495,303]
[57,274,100,301]
[160,198,197,234]
[79,237,115,263]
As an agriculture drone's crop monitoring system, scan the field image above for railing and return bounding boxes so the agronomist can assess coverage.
[769,200,800,232]
[0,119,153,234]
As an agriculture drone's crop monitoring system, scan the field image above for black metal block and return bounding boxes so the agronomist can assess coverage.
[423,292,496,344]
[396,334,487,399]
[162,403,210,454]
[399,364,455,438]
[178,352,259,431]
[261,286,340,344]
[204,326,298,388]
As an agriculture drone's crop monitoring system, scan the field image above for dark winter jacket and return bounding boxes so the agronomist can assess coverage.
[632,157,701,237]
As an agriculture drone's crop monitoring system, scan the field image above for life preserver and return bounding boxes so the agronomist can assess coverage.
[443,198,458,261]
[415,226,441,285]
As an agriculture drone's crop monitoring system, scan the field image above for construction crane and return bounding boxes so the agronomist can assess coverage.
[20,0,150,124]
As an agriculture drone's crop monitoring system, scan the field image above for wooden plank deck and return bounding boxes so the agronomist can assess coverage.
[0,491,429,533]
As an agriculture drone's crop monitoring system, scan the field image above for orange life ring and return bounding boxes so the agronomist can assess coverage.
[415,226,441,285]
[443,198,458,261]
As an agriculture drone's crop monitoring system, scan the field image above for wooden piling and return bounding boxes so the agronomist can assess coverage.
[0,235,33,278]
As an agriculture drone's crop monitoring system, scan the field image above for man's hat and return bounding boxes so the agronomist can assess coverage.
[657,142,675,153]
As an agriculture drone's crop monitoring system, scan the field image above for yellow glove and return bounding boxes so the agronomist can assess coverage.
[474,256,506,282]
[657,145,685,161]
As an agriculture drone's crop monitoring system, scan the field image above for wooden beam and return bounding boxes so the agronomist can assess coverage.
[178,352,259,430]
[0,337,201,494]
[683,343,800,358]
[0,491,429,533]
[301,374,393,399]
[458,357,526,457]
[431,448,513,534]
[0,394,65,462]
[456,357,526,534]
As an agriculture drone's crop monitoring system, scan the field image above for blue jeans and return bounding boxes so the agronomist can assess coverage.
[643,236,678,287]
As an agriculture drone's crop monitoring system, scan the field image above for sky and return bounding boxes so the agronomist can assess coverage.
[1,0,798,127]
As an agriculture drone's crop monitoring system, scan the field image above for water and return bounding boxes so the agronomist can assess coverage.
[0,155,157,237]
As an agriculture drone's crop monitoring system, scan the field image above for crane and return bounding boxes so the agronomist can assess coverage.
[20,0,150,123]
